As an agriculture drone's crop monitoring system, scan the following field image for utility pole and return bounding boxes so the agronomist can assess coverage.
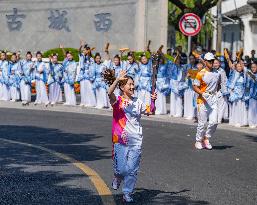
[216,0,222,53]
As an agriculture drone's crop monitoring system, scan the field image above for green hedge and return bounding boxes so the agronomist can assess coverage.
[43,48,79,62]
[42,48,174,63]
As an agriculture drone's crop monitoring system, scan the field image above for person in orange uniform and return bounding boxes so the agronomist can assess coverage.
[193,53,221,150]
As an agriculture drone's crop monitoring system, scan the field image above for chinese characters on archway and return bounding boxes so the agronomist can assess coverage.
[5,8,112,33]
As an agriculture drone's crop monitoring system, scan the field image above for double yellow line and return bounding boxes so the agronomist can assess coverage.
[0,138,116,205]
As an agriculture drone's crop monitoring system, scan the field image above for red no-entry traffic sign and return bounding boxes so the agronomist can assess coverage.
[179,13,202,36]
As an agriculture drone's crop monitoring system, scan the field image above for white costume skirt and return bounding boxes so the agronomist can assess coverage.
[80,79,96,107]
[64,83,76,106]
[183,88,196,120]
[217,93,229,123]
[95,87,108,109]
[248,98,257,128]
[20,80,31,102]
[35,80,49,104]
[155,91,167,115]
[49,82,62,104]
[10,86,20,101]
[170,92,183,117]
[229,99,248,127]
[0,83,3,100]
[2,84,10,101]
[138,90,151,106]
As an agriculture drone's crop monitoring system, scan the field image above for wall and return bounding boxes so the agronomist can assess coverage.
[0,0,167,54]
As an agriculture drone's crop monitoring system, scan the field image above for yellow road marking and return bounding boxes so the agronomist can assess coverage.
[0,138,116,205]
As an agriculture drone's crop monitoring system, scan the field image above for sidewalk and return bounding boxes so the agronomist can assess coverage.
[0,101,256,136]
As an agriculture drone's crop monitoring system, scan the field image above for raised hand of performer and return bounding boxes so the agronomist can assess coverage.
[104,42,110,60]
[79,39,85,52]
[107,70,127,105]
[60,44,66,58]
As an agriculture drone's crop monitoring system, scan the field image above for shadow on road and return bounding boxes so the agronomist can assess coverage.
[0,125,111,162]
[109,188,209,205]
[212,145,234,150]
[0,125,110,204]
[245,135,257,143]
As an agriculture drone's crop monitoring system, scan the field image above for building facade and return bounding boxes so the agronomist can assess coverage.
[212,0,257,57]
[0,0,168,53]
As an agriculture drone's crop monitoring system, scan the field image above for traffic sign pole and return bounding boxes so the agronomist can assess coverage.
[187,36,192,64]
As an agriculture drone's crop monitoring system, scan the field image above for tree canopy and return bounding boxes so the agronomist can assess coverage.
[168,0,219,49]
[169,0,219,30]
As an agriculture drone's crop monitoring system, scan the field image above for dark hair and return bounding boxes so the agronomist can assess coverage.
[114,54,120,61]
[94,52,101,61]
[12,52,17,57]
[140,53,147,60]
[26,51,32,55]
[1,51,6,55]
[52,53,58,57]
[102,68,133,90]
[127,51,134,58]
[84,44,90,50]
[36,51,42,56]
[251,62,257,66]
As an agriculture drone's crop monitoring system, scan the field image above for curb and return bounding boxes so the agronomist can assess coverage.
[0,101,256,136]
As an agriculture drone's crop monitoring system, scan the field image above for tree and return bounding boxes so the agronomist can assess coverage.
[168,0,219,31]
[168,0,219,50]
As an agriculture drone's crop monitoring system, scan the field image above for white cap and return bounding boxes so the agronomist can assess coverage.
[204,52,215,61]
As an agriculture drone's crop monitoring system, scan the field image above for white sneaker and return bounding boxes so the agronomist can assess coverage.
[111,177,121,190]
[195,141,204,150]
[203,139,212,150]
[123,193,134,203]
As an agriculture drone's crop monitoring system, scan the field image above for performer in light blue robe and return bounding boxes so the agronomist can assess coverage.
[78,47,96,107]
[183,55,197,120]
[8,53,21,102]
[247,62,257,128]
[155,57,170,115]
[63,52,77,106]
[20,51,34,105]
[213,58,229,123]
[137,54,152,106]
[121,51,139,97]
[227,62,249,127]
[168,58,187,117]
[0,51,10,101]
[34,51,49,106]
[91,52,109,109]
[104,54,123,97]
[48,54,63,105]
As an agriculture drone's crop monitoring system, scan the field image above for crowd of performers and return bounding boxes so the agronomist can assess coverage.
[0,43,256,130]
